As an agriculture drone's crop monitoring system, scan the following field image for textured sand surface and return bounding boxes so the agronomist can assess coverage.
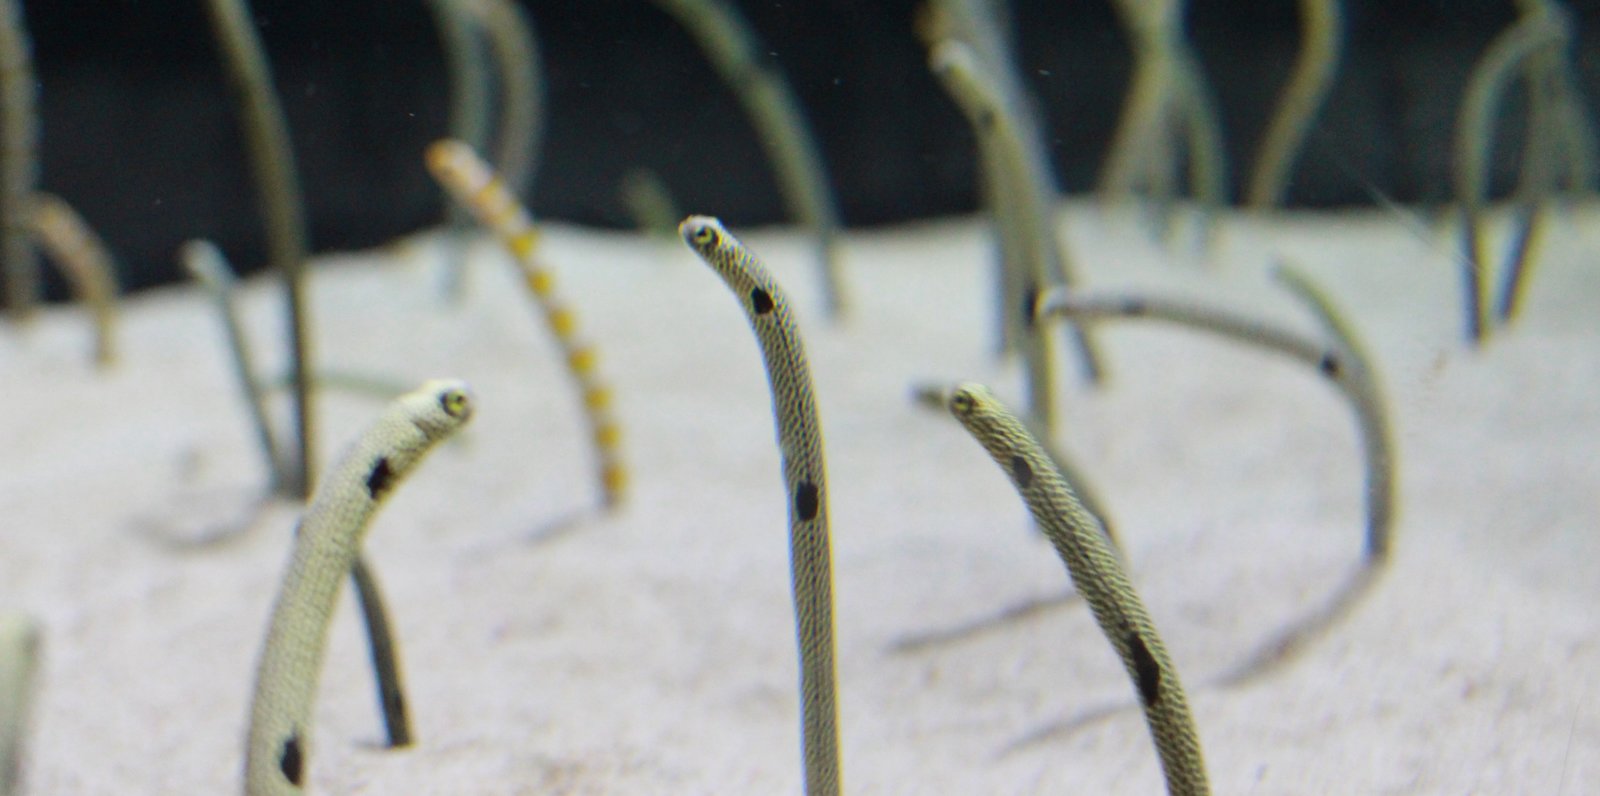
[1,204,1596,793]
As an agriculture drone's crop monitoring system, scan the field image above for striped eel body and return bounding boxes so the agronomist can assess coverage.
[426,139,625,509]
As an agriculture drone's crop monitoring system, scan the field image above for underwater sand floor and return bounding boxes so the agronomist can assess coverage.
[2,203,1597,793]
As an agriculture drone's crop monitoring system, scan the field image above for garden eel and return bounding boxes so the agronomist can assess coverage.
[182,240,286,492]
[426,139,626,510]
[0,0,37,320]
[1170,41,1228,225]
[680,216,840,796]
[1512,0,1594,327]
[428,0,491,166]
[29,193,119,368]
[245,380,473,796]
[946,383,1208,796]
[1452,1,1587,344]
[916,0,1047,357]
[1102,0,1228,228]
[426,0,491,300]
[1246,0,1343,209]
[1100,0,1175,201]
[463,0,544,201]
[0,616,39,796]
[1492,0,1596,329]
[1272,266,1392,563]
[204,0,316,500]
[1036,272,1393,564]
[186,241,421,745]
[927,39,1057,431]
[929,39,1105,437]
[651,0,847,319]
[1523,0,1600,195]
[921,14,1105,385]
[1453,5,1560,343]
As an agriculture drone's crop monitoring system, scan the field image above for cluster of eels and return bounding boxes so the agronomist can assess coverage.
[0,0,1593,793]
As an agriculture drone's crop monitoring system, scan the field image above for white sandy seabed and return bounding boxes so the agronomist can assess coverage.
[0,202,1596,794]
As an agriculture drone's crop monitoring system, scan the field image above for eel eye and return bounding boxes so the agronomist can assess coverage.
[690,224,719,247]
[439,389,471,419]
[949,392,975,415]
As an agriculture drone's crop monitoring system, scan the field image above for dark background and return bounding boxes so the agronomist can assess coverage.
[25,0,1600,295]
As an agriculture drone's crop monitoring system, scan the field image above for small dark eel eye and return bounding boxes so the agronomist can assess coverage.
[440,389,470,418]
[691,224,719,247]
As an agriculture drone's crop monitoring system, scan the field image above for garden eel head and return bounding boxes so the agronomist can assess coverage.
[413,379,475,437]
[947,382,985,417]
[424,139,471,179]
[679,215,723,251]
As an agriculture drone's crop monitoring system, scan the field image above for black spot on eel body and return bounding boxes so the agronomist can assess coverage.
[279,731,304,786]
[1124,297,1149,316]
[1319,352,1342,378]
[750,287,775,315]
[1128,631,1161,707]
[1021,283,1039,329]
[1011,455,1033,488]
[795,481,820,521]
[366,456,395,500]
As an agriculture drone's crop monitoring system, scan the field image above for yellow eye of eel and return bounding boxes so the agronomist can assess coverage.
[439,389,471,419]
